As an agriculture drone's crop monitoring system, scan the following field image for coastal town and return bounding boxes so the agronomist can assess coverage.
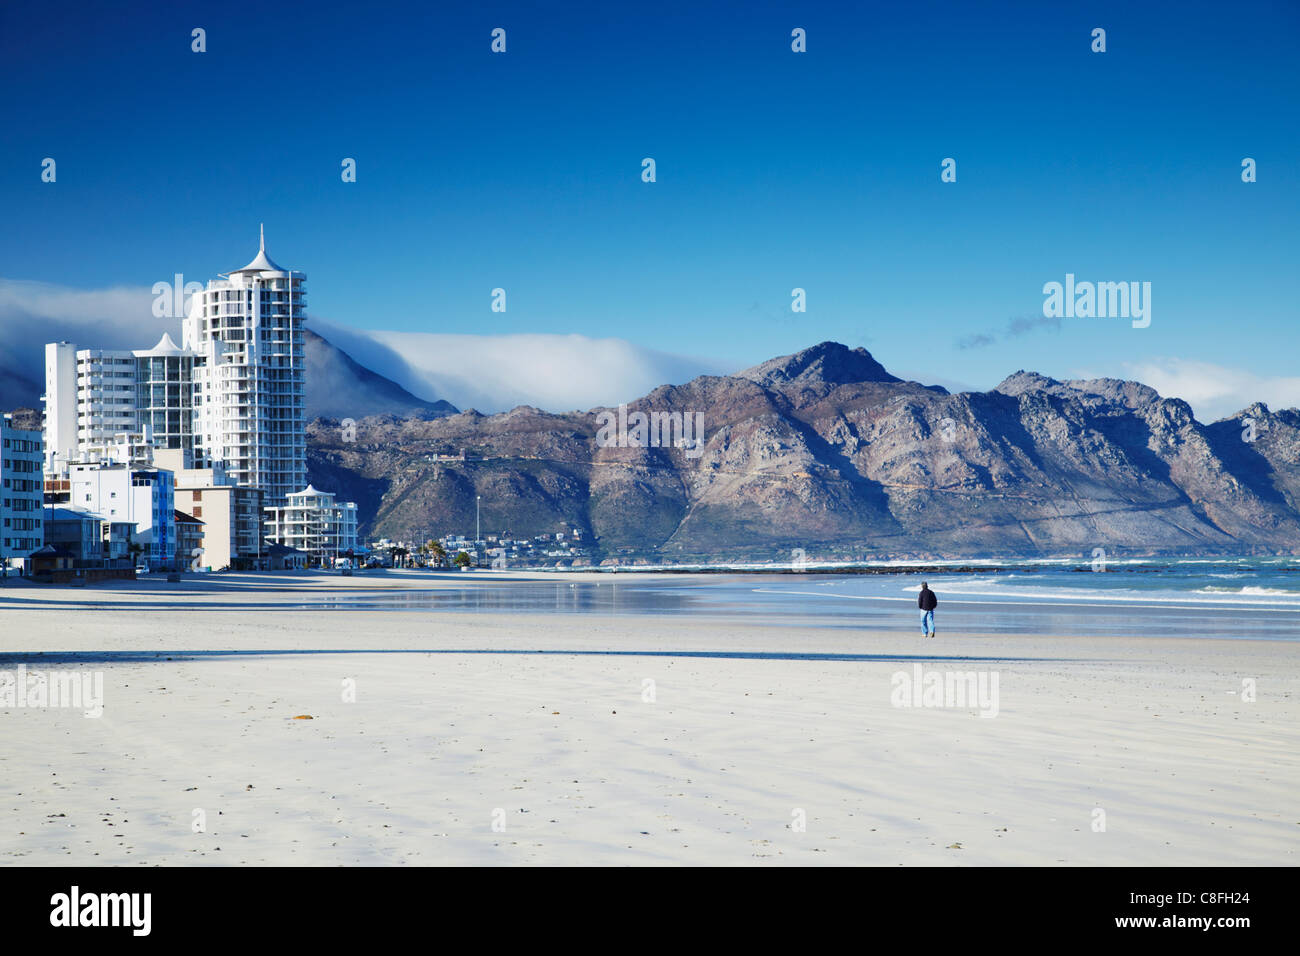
[1,230,589,584]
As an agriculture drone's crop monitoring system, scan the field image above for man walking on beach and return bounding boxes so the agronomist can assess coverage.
[918,581,938,638]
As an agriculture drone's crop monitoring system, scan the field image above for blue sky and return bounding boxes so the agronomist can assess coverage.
[1,0,1297,417]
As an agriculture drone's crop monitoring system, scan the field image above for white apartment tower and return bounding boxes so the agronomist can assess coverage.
[44,335,196,472]
[182,226,307,505]
[44,344,144,472]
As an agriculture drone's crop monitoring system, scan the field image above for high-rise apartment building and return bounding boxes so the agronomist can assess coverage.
[134,333,197,460]
[182,227,306,505]
[44,344,145,472]
[44,229,309,508]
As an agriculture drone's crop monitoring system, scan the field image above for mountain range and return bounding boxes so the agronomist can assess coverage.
[304,341,1300,560]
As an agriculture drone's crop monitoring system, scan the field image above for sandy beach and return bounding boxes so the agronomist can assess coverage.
[1,570,1296,866]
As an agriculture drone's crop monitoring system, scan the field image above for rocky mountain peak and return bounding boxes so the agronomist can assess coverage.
[993,370,1061,396]
[737,341,902,388]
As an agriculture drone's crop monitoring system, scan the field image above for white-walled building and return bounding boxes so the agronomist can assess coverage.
[43,334,198,473]
[264,485,357,566]
[182,227,306,505]
[43,342,77,473]
[1,414,44,571]
[44,343,145,472]
[68,462,175,571]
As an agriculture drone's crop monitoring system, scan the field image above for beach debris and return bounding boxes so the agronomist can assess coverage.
[292,714,314,720]
[947,843,963,849]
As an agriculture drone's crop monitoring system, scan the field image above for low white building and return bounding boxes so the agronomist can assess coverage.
[68,462,175,571]
[264,484,357,566]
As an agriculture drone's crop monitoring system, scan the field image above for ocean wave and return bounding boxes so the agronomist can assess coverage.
[756,585,1300,609]
[1196,585,1296,597]
[912,585,1300,608]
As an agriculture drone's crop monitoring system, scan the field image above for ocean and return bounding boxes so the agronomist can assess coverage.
[304,558,1300,642]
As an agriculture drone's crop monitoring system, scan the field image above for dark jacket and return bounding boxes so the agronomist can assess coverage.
[918,587,938,611]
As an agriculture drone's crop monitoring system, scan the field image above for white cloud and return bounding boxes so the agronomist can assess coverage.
[311,317,723,413]
[0,277,170,353]
[1120,358,1300,423]
[0,279,173,406]
[0,278,722,414]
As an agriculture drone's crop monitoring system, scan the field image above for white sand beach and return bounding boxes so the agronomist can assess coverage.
[1,571,1296,866]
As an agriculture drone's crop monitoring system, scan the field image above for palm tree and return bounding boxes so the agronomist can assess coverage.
[429,541,447,568]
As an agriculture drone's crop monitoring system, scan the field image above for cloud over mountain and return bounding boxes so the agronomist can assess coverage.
[0,278,720,415]
[1118,358,1300,425]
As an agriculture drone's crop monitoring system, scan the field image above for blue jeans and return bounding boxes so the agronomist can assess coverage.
[920,609,934,634]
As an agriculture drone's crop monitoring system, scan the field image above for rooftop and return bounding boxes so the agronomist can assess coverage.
[133,332,195,359]
[228,224,285,274]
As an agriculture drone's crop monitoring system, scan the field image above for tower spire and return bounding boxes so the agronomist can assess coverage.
[230,223,283,273]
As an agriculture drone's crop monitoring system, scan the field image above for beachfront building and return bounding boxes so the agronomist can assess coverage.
[43,336,192,472]
[43,507,100,564]
[42,507,133,567]
[43,343,154,472]
[134,333,197,462]
[1,414,44,573]
[264,485,358,566]
[174,510,204,570]
[68,462,175,571]
[40,231,359,568]
[181,227,307,505]
[42,341,77,472]
[154,449,265,571]
[264,540,309,570]
[42,229,306,507]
